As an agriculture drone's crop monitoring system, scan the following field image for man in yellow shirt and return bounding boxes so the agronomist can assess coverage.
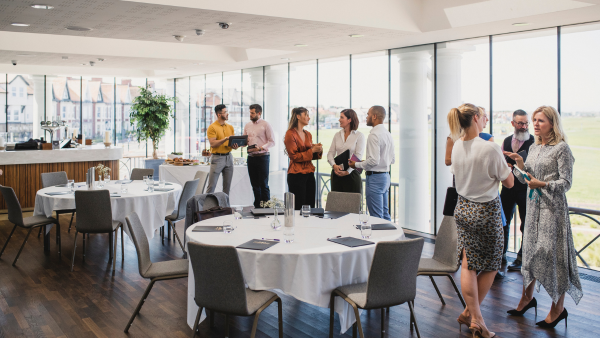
[206,104,241,196]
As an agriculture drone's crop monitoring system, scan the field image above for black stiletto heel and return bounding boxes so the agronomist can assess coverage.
[507,297,537,316]
[536,308,568,328]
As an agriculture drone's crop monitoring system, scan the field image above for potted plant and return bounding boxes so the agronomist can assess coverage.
[129,87,177,159]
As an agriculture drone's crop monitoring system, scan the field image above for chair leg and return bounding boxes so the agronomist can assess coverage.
[56,222,61,256]
[82,232,86,260]
[225,314,229,338]
[0,224,18,258]
[68,212,74,232]
[169,220,185,253]
[121,226,124,262]
[124,278,157,333]
[381,308,385,337]
[276,298,283,338]
[71,231,79,271]
[250,296,279,338]
[329,293,336,338]
[352,323,357,338]
[37,226,43,238]
[113,226,119,272]
[12,227,33,266]
[408,301,421,338]
[429,276,445,305]
[190,306,203,338]
[350,303,365,338]
[447,275,466,308]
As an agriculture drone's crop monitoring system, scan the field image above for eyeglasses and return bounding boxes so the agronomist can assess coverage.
[513,121,529,127]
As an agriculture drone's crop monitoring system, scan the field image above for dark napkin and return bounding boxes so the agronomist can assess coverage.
[327,237,374,248]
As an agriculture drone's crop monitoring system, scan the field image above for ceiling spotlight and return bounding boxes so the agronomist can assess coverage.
[512,22,530,26]
[89,61,95,66]
[66,26,92,31]
[31,4,54,9]
[173,35,185,42]
[62,56,69,60]
[81,63,87,66]
[294,44,307,47]
[11,23,30,27]
[349,34,364,38]
[97,58,105,61]
[217,22,230,29]
[195,29,205,36]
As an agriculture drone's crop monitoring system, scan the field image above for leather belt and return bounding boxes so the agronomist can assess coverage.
[212,152,231,156]
[366,171,388,176]
[248,152,270,157]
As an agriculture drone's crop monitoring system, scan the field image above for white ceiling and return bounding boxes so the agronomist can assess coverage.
[1,0,600,78]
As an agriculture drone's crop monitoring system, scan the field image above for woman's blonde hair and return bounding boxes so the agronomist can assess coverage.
[532,106,567,145]
[447,103,481,141]
[288,107,308,130]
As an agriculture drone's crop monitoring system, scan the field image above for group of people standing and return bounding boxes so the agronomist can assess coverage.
[447,103,582,337]
[204,104,395,220]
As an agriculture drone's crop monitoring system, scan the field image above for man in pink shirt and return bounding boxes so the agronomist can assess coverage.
[243,104,275,208]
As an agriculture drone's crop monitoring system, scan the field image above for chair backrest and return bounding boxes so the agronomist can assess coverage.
[188,242,249,315]
[432,216,459,269]
[193,171,209,195]
[74,190,114,233]
[41,171,68,188]
[203,195,220,210]
[130,168,154,180]
[125,212,152,277]
[325,192,361,213]
[365,238,424,309]
[0,185,24,226]
[174,179,200,219]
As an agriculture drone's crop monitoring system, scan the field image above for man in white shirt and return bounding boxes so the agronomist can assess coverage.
[349,105,395,221]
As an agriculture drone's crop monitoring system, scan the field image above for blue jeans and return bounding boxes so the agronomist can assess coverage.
[366,173,391,221]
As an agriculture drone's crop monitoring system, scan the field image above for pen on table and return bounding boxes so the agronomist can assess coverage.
[261,238,280,241]
[327,236,342,240]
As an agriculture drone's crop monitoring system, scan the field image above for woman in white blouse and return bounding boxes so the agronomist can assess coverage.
[327,109,366,194]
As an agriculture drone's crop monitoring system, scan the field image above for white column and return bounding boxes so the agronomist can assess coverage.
[435,47,465,230]
[397,51,430,232]
[31,75,45,139]
[264,68,288,172]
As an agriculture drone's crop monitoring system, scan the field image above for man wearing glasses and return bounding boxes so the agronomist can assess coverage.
[501,109,535,271]
[206,104,242,196]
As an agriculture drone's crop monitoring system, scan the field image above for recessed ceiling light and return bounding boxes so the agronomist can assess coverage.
[11,23,30,27]
[173,35,185,42]
[62,56,69,60]
[512,22,530,26]
[17,54,36,57]
[349,34,364,38]
[294,44,307,47]
[81,63,87,66]
[65,26,92,31]
[31,4,54,9]
[97,58,105,61]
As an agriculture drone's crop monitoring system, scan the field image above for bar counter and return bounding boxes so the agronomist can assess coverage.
[0,145,123,208]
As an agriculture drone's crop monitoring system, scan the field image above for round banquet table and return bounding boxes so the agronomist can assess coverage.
[185,212,405,334]
[34,181,182,239]
[159,164,253,206]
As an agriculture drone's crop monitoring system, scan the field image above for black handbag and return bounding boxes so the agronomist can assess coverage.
[443,187,458,216]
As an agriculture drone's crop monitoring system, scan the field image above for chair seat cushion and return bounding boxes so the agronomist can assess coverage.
[22,215,57,228]
[418,257,458,273]
[144,258,189,278]
[245,289,277,315]
[336,283,367,308]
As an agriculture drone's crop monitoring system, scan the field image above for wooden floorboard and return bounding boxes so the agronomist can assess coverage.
[1,213,599,338]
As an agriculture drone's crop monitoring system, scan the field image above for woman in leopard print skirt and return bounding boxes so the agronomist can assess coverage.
[448,103,515,338]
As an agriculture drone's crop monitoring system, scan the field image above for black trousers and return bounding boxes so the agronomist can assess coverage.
[500,186,527,260]
[330,170,362,194]
[287,172,316,210]
[247,155,270,208]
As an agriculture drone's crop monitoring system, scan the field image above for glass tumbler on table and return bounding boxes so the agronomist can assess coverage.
[104,174,110,186]
[302,205,311,218]
[67,179,75,193]
[146,178,154,192]
[159,179,166,189]
[233,207,243,229]
[222,220,233,234]
[121,182,128,194]
[358,210,371,239]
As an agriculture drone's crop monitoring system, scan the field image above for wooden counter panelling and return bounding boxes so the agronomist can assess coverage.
[0,160,119,209]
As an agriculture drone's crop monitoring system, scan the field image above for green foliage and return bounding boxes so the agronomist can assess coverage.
[129,87,177,150]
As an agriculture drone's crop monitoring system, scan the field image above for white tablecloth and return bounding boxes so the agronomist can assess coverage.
[185,212,405,334]
[159,164,253,206]
[34,181,182,239]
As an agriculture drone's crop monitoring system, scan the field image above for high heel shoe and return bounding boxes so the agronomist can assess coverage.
[457,313,471,331]
[536,308,568,328]
[469,320,496,338]
[507,297,537,316]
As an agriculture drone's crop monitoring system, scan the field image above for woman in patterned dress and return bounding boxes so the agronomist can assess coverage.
[505,106,582,328]
[448,103,515,338]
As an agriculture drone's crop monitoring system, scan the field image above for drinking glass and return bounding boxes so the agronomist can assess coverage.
[147,179,154,193]
[143,175,148,181]
[233,206,243,229]
[302,205,311,218]
[159,179,166,188]
[361,223,372,239]
[104,174,110,186]
[222,220,233,234]
[67,179,75,193]
[121,182,128,194]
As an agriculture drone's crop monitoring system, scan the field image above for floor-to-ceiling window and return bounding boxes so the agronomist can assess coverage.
[205,73,223,142]
[147,78,174,156]
[82,76,114,143]
[191,75,206,156]
[175,77,190,154]
[6,74,41,142]
[48,75,80,141]
[1,74,6,135]
[118,77,146,156]
[562,22,600,269]
[264,64,288,198]
[223,70,243,157]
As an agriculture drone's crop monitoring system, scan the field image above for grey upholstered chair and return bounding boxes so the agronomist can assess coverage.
[188,242,283,338]
[193,170,209,195]
[163,179,199,252]
[72,190,123,272]
[329,238,424,338]
[124,213,188,333]
[0,185,59,266]
[417,216,465,308]
[130,168,154,180]
[325,192,362,214]
[40,171,76,234]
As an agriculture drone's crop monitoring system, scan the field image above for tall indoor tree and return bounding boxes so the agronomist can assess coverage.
[129,87,177,159]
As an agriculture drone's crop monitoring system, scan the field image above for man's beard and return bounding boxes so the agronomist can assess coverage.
[251,116,259,122]
[514,129,530,141]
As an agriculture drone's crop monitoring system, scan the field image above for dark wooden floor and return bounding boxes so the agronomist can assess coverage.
[1,212,600,338]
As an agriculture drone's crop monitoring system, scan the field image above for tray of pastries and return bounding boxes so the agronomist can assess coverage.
[165,157,196,166]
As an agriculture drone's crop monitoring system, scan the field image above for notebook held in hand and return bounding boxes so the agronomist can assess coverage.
[334,149,350,171]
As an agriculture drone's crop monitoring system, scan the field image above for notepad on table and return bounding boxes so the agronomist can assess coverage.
[45,191,72,196]
[355,223,397,230]
[327,237,374,248]
[192,226,224,232]
[236,239,279,251]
